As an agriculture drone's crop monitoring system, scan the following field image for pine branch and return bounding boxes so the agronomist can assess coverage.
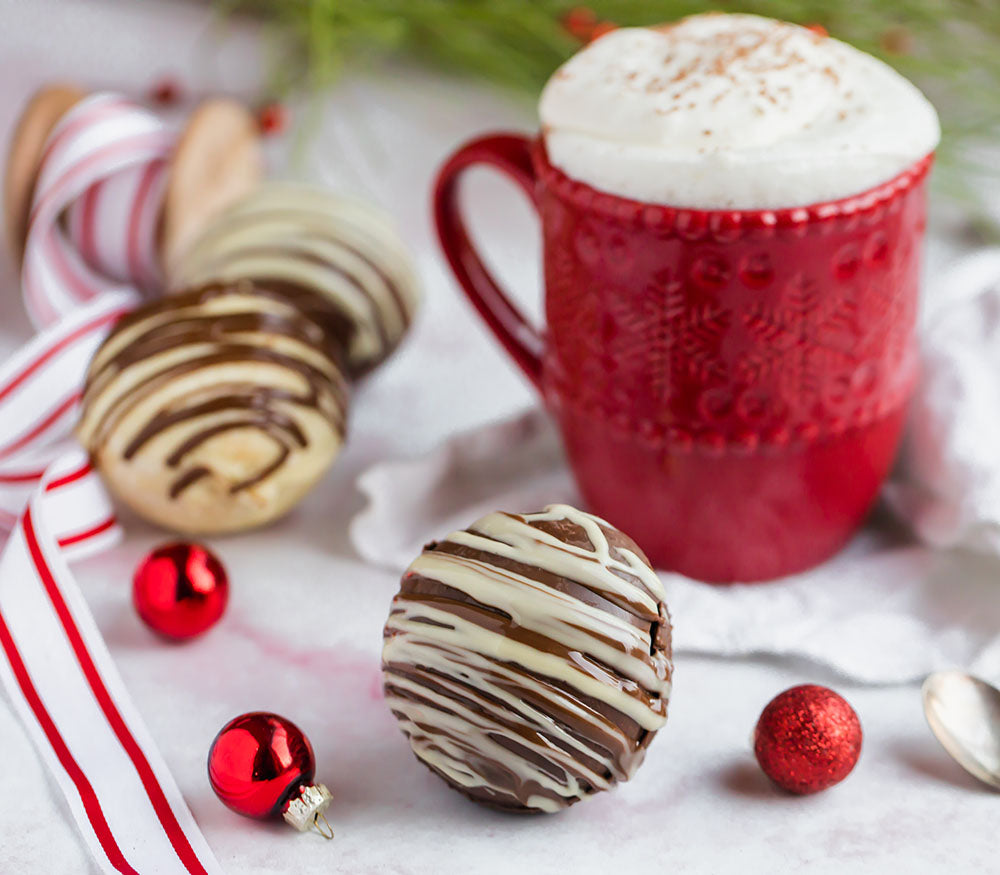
[222,0,1000,223]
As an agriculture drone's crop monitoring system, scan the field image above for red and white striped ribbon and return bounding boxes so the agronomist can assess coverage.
[0,93,223,874]
[23,92,170,327]
[0,293,131,539]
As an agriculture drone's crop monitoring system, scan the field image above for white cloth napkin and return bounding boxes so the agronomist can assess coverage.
[886,248,1000,554]
[352,251,1000,685]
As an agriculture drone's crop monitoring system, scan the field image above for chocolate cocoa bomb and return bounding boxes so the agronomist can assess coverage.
[76,281,348,534]
[168,183,420,378]
[382,504,673,813]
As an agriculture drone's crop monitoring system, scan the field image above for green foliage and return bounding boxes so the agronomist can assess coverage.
[223,0,1000,209]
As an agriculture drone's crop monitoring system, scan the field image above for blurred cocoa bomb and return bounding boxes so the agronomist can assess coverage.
[76,282,349,534]
[77,181,421,535]
[382,504,673,813]
[169,183,420,378]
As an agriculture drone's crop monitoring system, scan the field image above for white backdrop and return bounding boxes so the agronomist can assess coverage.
[0,2,994,873]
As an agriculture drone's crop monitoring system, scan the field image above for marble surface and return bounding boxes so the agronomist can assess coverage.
[0,2,995,873]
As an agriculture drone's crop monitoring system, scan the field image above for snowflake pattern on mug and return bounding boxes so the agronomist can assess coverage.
[539,155,929,449]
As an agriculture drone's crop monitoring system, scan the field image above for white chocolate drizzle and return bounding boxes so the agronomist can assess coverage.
[382,504,672,813]
[169,183,420,375]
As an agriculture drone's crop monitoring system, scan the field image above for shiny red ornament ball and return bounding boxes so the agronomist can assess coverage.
[208,712,316,820]
[132,542,228,640]
[753,684,862,794]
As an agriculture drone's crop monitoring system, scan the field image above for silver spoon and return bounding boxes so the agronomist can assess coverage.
[922,670,1000,789]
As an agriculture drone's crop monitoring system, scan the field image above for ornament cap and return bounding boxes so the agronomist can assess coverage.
[283,783,333,839]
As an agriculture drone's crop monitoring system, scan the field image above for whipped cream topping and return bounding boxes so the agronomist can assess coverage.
[539,14,940,209]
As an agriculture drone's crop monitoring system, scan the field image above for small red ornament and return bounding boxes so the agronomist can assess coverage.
[208,712,333,838]
[257,102,288,136]
[753,685,862,794]
[132,542,228,640]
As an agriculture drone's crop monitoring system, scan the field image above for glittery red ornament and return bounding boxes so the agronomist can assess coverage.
[753,684,862,794]
[208,712,333,837]
[132,542,228,640]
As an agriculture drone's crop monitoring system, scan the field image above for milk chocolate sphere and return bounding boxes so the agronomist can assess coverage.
[76,282,348,534]
[382,504,673,813]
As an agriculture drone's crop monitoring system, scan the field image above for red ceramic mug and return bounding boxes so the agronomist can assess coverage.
[434,133,932,582]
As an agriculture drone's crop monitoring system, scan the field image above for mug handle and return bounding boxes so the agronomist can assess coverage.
[433,133,544,390]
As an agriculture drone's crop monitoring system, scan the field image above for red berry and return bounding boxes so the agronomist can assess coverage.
[149,77,182,106]
[563,7,598,41]
[257,102,288,136]
[589,21,617,42]
[806,23,829,37]
[753,684,862,794]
